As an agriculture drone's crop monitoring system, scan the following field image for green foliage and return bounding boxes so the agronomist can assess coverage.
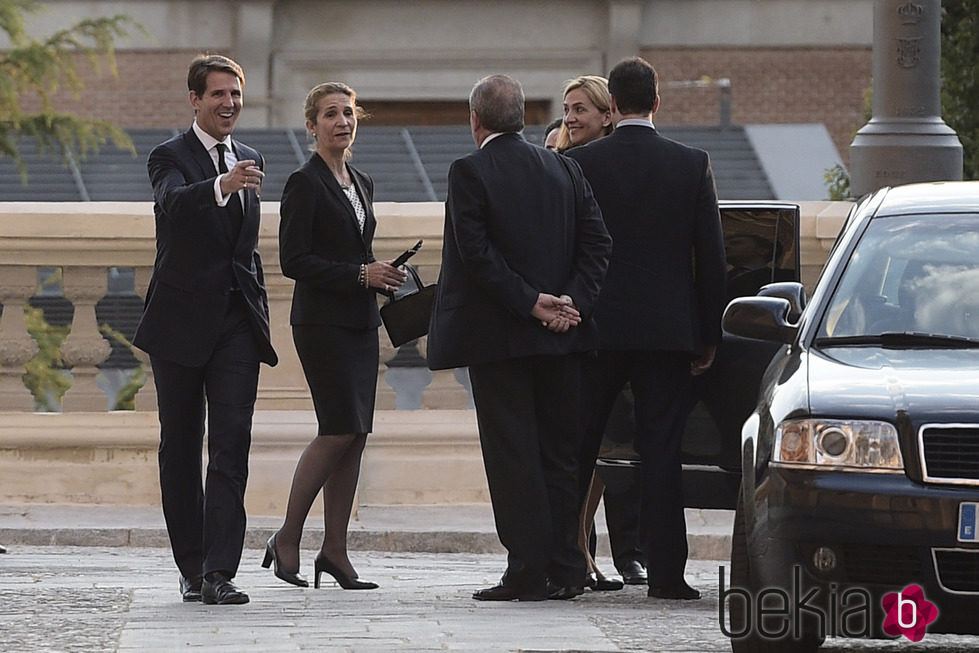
[0,0,142,177]
[99,323,145,411]
[823,164,851,201]
[21,267,67,411]
[22,304,69,412]
[942,0,979,180]
[109,367,146,411]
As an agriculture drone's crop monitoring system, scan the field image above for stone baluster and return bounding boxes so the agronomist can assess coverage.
[383,340,433,410]
[0,265,40,411]
[59,266,112,412]
[131,266,156,411]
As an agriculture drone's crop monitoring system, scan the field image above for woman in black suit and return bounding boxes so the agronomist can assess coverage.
[263,82,405,590]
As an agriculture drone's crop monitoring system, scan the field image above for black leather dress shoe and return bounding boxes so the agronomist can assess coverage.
[619,560,647,585]
[584,572,624,591]
[472,583,547,601]
[546,581,585,600]
[179,574,202,602]
[202,572,249,605]
[647,581,701,600]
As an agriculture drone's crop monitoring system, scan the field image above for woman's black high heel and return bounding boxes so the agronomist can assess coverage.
[314,552,378,590]
[262,533,309,587]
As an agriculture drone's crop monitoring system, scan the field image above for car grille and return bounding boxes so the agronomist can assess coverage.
[920,424,979,484]
[932,549,979,594]
[842,545,923,586]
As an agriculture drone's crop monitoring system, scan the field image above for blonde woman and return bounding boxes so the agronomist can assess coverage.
[555,75,613,152]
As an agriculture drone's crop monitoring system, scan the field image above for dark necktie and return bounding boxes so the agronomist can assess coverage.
[215,143,243,238]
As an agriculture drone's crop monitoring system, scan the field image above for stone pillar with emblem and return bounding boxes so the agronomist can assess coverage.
[849,0,962,197]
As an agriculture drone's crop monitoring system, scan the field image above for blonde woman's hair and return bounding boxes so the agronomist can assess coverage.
[303,82,369,155]
[556,75,611,152]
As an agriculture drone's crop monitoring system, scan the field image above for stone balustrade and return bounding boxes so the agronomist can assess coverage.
[0,200,850,512]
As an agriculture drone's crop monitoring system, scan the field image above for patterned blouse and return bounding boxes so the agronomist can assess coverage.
[341,183,366,233]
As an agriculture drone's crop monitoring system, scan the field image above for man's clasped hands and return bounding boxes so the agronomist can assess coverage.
[531,293,581,333]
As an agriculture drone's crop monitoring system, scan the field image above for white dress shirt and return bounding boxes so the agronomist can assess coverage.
[192,120,239,207]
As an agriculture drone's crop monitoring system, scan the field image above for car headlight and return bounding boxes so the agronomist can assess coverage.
[773,419,904,471]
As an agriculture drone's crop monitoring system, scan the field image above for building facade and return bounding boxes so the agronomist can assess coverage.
[10,0,873,164]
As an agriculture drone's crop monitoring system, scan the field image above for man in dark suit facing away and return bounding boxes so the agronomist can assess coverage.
[134,54,277,605]
[427,74,611,602]
[566,57,727,601]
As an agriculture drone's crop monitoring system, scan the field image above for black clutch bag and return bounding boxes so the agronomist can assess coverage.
[380,263,437,347]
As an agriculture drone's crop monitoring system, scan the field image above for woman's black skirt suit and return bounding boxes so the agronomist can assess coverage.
[279,152,381,435]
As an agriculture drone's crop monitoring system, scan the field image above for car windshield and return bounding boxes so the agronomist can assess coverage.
[816,214,979,346]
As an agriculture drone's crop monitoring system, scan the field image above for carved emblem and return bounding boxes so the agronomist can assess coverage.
[897,1,923,25]
[896,37,921,68]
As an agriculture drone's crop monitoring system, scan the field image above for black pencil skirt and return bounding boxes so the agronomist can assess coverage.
[292,324,379,435]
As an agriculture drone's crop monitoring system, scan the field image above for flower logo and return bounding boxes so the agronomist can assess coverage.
[881,584,938,642]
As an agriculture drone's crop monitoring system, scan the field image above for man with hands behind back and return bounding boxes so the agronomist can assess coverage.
[427,74,611,602]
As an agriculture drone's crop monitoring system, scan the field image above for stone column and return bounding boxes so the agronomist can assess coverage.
[233,1,275,127]
[607,0,642,71]
[59,266,112,412]
[849,0,962,196]
[0,265,40,411]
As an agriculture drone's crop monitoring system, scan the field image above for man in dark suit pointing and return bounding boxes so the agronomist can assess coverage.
[428,74,611,601]
[134,54,277,605]
[566,57,727,601]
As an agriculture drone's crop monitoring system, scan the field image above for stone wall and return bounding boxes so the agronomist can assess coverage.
[643,47,871,165]
[0,200,850,513]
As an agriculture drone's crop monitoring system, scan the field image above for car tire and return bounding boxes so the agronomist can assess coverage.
[728,491,823,653]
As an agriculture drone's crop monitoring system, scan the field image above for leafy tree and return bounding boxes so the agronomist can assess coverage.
[0,0,140,177]
[942,0,979,180]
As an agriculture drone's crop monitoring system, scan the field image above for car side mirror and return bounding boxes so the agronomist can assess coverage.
[722,296,798,344]
[756,281,806,322]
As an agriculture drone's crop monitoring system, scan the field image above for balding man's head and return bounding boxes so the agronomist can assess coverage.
[469,74,525,133]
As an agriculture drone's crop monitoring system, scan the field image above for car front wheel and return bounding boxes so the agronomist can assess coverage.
[728,490,822,653]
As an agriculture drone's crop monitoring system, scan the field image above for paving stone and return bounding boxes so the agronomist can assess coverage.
[2,546,976,652]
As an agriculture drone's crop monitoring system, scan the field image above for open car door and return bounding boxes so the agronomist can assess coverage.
[597,202,802,509]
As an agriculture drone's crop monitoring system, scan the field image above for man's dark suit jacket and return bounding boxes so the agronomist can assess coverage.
[566,125,726,355]
[278,153,380,328]
[427,132,611,370]
[134,128,277,367]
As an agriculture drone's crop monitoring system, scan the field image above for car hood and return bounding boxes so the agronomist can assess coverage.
[807,347,979,421]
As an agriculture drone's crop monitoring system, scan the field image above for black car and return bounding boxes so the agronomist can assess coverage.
[598,201,801,510]
[723,181,979,651]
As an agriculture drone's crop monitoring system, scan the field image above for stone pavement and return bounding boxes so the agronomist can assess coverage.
[1,506,976,651]
[2,546,975,652]
[0,504,735,560]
